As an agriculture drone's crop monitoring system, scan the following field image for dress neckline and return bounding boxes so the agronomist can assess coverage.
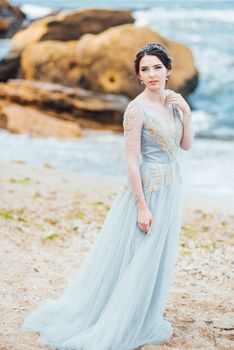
[133,98,177,136]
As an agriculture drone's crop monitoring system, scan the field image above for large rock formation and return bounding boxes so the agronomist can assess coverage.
[0,0,25,38]
[0,102,82,139]
[0,51,20,81]
[0,79,129,130]
[21,24,198,98]
[75,24,198,97]
[11,8,135,53]
[0,8,133,82]
[21,40,80,86]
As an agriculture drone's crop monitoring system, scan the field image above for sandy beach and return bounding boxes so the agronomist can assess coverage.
[0,0,233,349]
[0,161,233,350]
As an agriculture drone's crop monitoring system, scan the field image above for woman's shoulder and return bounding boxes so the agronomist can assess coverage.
[125,98,141,111]
[122,100,144,130]
[122,97,145,127]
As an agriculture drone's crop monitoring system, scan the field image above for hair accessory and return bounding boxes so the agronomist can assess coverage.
[136,43,174,60]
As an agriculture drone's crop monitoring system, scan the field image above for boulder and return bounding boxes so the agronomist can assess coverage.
[0,79,129,129]
[11,8,134,53]
[21,40,80,85]
[21,24,198,98]
[0,102,82,139]
[75,24,199,98]
[0,0,25,38]
[0,51,20,81]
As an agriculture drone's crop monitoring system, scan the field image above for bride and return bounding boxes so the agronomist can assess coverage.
[22,42,194,350]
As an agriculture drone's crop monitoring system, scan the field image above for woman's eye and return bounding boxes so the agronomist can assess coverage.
[141,67,162,71]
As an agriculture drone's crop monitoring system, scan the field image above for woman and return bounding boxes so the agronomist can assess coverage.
[22,43,194,349]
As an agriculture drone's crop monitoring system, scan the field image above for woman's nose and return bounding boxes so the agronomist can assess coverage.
[149,70,156,77]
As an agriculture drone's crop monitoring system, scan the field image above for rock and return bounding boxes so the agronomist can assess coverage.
[0,51,20,81]
[6,8,133,81]
[21,24,199,98]
[0,102,82,139]
[21,40,80,85]
[11,8,134,53]
[0,79,129,129]
[75,24,199,98]
[0,0,25,38]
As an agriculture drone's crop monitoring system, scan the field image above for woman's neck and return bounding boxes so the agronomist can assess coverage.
[142,88,167,105]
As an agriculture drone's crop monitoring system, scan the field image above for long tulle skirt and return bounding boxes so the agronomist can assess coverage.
[22,160,183,350]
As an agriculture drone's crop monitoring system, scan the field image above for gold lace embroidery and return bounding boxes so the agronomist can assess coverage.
[146,119,171,151]
[144,105,183,160]
[151,163,161,191]
[121,182,129,192]
[121,175,149,194]
[151,163,173,191]
[163,163,171,185]
[122,104,138,131]
[121,163,174,195]
[141,175,149,188]
[121,103,184,195]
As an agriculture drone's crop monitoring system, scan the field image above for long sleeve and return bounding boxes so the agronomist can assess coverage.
[122,101,146,208]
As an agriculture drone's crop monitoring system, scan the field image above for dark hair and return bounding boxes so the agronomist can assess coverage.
[134,43,172,87]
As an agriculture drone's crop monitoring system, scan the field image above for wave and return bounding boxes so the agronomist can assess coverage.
[134,7,234,23]
[20,4,55,20]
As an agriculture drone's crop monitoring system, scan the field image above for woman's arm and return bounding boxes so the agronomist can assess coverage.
[165,90,194,151]
[178,107,195,150]
[123,101,148,210]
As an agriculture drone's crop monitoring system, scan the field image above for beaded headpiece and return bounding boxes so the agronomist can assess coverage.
[136,43,173,60]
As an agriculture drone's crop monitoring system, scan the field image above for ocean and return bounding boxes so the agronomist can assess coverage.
[1,0,233,139]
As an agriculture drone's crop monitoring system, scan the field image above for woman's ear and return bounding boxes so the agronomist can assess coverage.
[167,69,171,77]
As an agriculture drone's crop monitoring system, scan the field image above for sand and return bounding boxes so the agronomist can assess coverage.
[0,161,233,350]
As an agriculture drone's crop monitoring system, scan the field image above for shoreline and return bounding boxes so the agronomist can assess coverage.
[1,159,233,215]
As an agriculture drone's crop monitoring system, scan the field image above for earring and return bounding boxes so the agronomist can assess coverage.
[165,77,169,81]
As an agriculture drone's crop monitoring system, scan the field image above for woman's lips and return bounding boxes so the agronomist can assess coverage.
[149,80,159,84]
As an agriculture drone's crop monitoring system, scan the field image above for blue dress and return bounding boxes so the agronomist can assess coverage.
[22,95,184,350]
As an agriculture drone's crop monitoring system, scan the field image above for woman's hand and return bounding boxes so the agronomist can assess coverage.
[137,206,153,234]
[165,89,194,150]
[165,90,191,119]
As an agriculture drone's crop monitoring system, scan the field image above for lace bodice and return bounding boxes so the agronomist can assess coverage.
[122,95,184,202]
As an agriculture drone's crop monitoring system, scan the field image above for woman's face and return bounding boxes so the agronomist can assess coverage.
[138,54,171,90]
